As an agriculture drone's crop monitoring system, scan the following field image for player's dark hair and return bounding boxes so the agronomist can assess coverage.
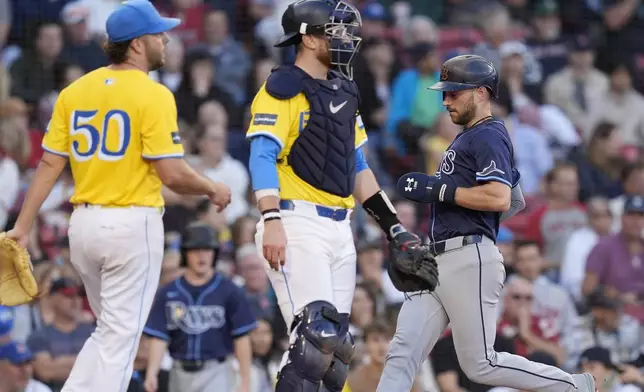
[103,39,132,65]
[621,162,644,182]
[363,320,394,341]
[513,239,540,254]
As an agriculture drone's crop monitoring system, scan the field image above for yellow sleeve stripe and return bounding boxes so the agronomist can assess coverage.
[41,144,69,157]
[355,138,368,150]
[142,153,185,160]
[246,131,284,150]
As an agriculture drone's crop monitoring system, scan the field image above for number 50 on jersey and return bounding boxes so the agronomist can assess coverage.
[67,109,132,162]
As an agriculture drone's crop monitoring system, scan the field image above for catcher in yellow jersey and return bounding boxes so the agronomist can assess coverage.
[246,1,437,391]
[5,1,231,391]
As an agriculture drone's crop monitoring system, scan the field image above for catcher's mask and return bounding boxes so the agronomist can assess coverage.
[180,223,220,268]
[275,0,363,80]
[326,1,362,80]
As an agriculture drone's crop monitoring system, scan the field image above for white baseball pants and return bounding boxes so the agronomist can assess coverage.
[62,205,164,392]
[254,200,357,331]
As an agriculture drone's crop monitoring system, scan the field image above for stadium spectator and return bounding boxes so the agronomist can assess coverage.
[349,282,378,345]
[497,276,565,366]
[236,244,275,320]
[524,163,587,273]
[498,40,543,104]
[560,196,614,305]
[473,5,542,86]
[385,41,441,157]
[174,49,240,128]
[578,346,643,392]
[26,278,94,392]
[583,195,644,303]
[0,341,52,392]
[509,241,579,369]
[587,62,644,148]
[249,318,279,392]
[575,291,642,365]
[347,321,422,392]
[0,119,23,231]
[9,20,65,105]
[194,123,249,224]
[544,35,609,133]
[570,122,625,202]
[525,0,570,79]
[158,0,208,49]
[59,1,107,73]
[191,8,251,105]
[431,327,516,392]
[610,163,644,231]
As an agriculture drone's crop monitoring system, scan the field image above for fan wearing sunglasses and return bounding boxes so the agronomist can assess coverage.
[498,276,566,366]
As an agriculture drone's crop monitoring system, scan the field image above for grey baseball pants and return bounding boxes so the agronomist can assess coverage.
[169,358,234,392]
[377,237,581,392]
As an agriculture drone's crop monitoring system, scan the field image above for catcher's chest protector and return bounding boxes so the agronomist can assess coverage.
[266,65,359,197]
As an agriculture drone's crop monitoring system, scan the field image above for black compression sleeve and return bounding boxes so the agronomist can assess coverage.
[362,190,401,240]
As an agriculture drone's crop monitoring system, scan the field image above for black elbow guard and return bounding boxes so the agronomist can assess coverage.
[362,190,401,240]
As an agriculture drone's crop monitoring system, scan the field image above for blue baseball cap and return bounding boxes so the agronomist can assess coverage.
[361,2,388,21]
[0,306,14,337]
[106,0,181,43]
[0,342,33,365]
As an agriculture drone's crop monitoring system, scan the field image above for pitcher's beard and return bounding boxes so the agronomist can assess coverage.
[147,53,165,72]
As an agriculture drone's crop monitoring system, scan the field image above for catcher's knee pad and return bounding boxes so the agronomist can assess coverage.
[322,314,355,392]
[277,301,343,390]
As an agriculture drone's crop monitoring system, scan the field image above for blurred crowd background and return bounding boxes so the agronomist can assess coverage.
[2,0,644,391]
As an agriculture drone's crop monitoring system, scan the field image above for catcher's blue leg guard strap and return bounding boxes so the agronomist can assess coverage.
[322,313,355,392]
[276,301,343,392]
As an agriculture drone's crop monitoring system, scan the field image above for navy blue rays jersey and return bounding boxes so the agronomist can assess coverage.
[430,118,517,243]
[143,274,257,360]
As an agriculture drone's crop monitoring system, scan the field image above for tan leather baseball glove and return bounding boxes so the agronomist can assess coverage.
[0,233,38,306]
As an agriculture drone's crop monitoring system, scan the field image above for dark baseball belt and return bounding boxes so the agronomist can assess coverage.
[176,358,226,373]
[429,234,483,256]
[279,200,348,221]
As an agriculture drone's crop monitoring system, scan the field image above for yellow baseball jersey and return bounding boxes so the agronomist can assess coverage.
[246,83,368,209]
[42,67,184,207]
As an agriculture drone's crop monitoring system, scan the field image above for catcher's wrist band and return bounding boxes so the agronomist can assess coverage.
[262,208,281,222]
[255,189,279,201]
[362,190,400,239]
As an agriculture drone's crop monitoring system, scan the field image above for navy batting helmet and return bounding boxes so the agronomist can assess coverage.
[275,0,362,79]
[180,222,219,266]
[428,55,499,98]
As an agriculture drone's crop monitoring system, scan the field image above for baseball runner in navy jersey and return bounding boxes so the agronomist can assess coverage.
[377,55,598,392]
[142,223,257,392]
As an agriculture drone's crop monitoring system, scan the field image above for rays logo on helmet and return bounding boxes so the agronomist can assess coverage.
[440,66,449,81]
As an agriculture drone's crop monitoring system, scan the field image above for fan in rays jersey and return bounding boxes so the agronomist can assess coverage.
[143,222,257,392]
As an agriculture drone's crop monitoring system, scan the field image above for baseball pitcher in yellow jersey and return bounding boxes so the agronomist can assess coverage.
[5,1,231,391]
[246,1,426,391]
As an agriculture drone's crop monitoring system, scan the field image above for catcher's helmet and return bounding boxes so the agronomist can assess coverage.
[275,0,362,79]
[180,222,219,266]
[428,55,499,98]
